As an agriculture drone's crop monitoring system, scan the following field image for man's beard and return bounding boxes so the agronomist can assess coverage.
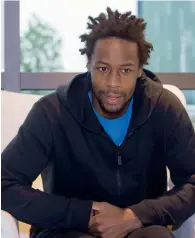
[93,89,130,116]
[98,96,127,114]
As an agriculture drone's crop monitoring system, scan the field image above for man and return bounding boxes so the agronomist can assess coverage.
[2,7,195,238]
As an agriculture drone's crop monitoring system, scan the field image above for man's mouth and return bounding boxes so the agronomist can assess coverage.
[104,94,121,105]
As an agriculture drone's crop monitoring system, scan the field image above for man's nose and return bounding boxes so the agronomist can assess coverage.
[106,72,120,88]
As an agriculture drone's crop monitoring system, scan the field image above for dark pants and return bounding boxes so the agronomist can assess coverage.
[32,226,174,238]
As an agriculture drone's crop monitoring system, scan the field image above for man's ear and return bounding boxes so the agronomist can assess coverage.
[138,68,143,78]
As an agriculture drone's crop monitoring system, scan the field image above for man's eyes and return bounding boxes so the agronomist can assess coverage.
[121,68,132,74]
[96,67,132,73]
[97,67,108,72]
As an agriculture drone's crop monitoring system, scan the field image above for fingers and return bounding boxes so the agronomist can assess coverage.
[89,214,106,234]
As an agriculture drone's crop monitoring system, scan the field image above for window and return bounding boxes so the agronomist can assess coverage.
[139,1,195,126]
[139,1,195,73]
[20,0,137,72]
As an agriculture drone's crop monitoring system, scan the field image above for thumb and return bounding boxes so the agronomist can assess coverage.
[92,202,104,212]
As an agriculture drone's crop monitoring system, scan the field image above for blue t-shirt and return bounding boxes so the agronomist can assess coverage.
[88,92,133,146]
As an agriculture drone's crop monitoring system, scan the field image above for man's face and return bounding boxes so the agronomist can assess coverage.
[88,37,142,118]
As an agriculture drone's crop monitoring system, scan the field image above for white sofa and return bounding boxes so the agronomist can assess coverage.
[1,87,195,238]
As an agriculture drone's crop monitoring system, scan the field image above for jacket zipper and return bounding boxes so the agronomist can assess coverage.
[102,129,137,200]
[115,130,135,199]
[116,151,122,197]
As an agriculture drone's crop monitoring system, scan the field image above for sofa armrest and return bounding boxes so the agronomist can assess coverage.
[1,210,19,238]
[173,213,195,238]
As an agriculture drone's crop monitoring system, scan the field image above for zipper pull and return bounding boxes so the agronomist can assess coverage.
[117,154,122,166]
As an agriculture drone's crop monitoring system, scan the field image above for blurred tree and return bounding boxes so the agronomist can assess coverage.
[20,13,64,72]
[20,14,64,95]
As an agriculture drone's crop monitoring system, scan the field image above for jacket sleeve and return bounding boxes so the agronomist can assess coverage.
[1,101,92,231]
[130,96,195,227]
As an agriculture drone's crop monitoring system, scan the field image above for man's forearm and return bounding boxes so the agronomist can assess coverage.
[2,181,92,230]
[130,177,195,227]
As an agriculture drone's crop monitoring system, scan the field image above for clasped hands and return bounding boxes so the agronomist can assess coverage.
[88,202,143,238]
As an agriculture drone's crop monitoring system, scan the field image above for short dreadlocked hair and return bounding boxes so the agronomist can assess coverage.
[79,7,153,66]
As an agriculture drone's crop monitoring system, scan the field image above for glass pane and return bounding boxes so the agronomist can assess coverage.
[139,1,195,73]
[183,90,195,105]
[1,0,4,72]
[20,0,137,72]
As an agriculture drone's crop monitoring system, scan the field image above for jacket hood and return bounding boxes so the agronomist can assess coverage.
[57,69,163,134]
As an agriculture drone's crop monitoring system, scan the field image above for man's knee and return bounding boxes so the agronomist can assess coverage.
[128,225,174,238]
